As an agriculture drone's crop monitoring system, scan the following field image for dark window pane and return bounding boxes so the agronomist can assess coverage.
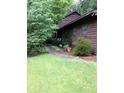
[81,24,88,36]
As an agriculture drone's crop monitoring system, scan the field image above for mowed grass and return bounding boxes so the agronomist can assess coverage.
[28,54,97,93]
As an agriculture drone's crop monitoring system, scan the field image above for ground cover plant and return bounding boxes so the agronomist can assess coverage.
[28,54,96,93]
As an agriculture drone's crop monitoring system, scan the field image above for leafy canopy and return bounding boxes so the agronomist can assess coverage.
[70,0,97,14]
[27,0,72,55]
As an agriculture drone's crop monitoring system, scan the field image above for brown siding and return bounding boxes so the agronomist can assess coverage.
[60,19,97,54]
[87,20,97,53]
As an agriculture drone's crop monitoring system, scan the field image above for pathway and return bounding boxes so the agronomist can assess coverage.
[45,45,96,62]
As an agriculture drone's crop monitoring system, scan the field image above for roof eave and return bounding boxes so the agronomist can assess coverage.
[59,10,97,30]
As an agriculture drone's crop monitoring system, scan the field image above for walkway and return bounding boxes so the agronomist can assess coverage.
[45,45,96,62]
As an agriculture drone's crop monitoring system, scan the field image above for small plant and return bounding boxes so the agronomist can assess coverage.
[63,44,72,52]
[72,37,93,56]
[63,44,69,48]
[61,39,68,46]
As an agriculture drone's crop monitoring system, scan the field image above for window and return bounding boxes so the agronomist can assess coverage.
[72,28,77,36]
[81,24,88,36]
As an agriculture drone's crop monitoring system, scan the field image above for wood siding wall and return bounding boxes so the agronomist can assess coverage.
[61,18,97,54]
[87,20,97,53]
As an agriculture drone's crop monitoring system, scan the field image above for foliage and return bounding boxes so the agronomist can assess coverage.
[27,0,72,56]
[72,37,93,56]
[54,38,70,48]
[59,39,69,48]
[28,54,96,93]
[46,38,61,46]
[63,44,69,48]
[27,46,48,56]
[80,0,97,14]
[49,0,72,24]
[70,0,97,14]
[27,0,56,55]
[46,38,69,48]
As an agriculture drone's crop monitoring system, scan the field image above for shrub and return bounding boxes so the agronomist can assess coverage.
[61,39,68,46]
[51,38,69,48]
[63,44,69,48]
[27,46,48,56]
[72,37,93,56]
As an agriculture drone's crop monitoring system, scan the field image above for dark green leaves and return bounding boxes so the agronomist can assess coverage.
[27,0,72,56]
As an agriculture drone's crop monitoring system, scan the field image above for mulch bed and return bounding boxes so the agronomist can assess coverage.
[79,55,97,62]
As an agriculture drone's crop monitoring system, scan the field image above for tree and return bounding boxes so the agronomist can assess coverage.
[70,0,97,14]
[49,0,72,24]
[80,0,97,14]
[27,0,57,55]
[27,0,72,56]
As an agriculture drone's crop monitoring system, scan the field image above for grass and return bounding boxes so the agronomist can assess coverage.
[28,54,97,93]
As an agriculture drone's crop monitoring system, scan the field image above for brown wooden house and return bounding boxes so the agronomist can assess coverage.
[57,10,97,53]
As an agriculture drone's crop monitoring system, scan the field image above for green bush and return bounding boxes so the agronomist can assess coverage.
[63,44,69,48]
[27,46,48,57]
[50,38,69,48]
[72,37,93,56]
[27,0,72,56]
[59,39,69,48]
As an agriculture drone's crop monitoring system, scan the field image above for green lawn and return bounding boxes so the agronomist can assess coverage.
[28,54,97,93]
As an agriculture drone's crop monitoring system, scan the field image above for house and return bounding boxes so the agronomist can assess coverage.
[57,10,97,54]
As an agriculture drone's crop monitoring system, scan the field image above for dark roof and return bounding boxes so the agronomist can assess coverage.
[65,11,81,17]
[58,10,97,30]
[58,11,81,29]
